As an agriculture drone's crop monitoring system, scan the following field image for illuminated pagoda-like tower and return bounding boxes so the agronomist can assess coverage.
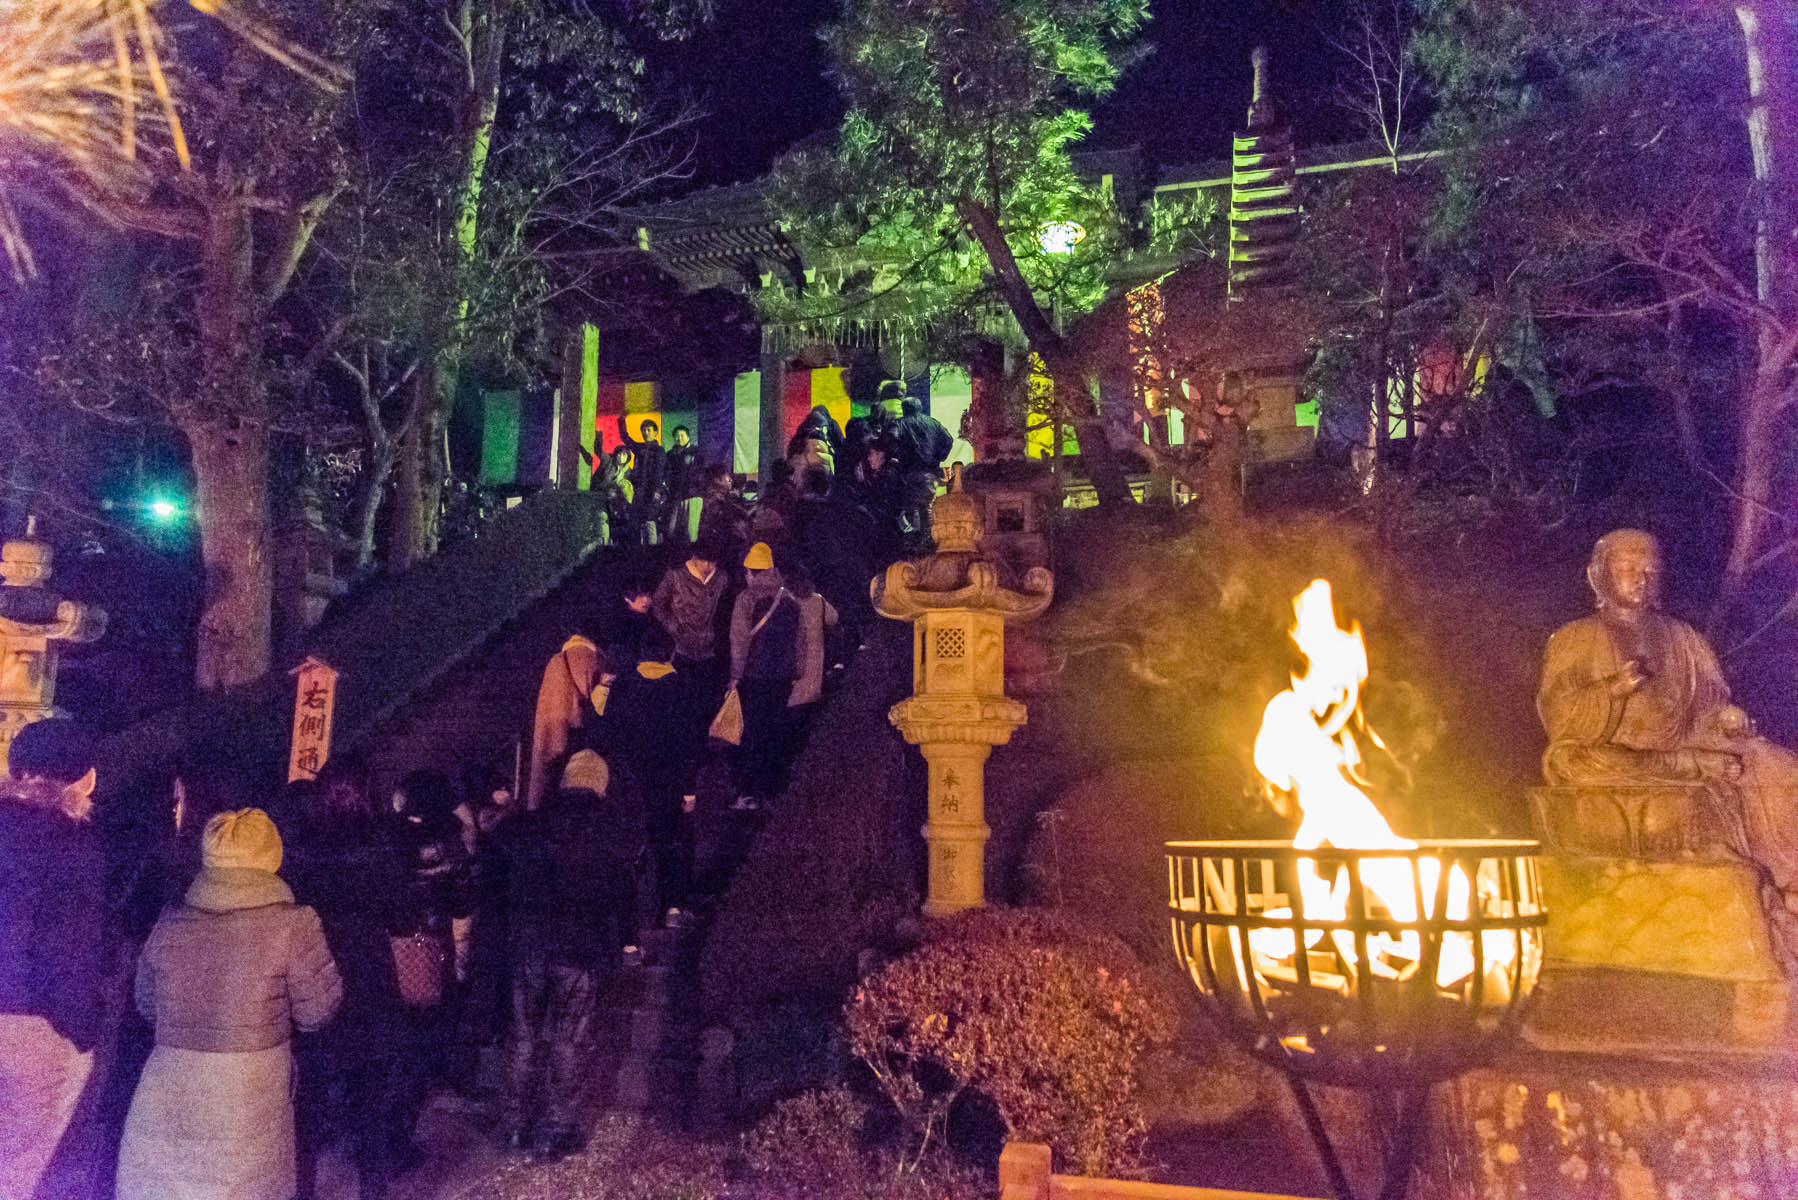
[1228,47,1299,301]
[1226,47,1311,461]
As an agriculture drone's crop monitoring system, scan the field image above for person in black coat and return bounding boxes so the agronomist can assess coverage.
[785,404,846,466]
[0,719,104,1200]
[664,426,702,543]
[791,467,877,647]
[597,571,664,689]
[621,420,669,545]
[840,398,896,479]
[274,774,410,1200]
[892,398,953,538]
[500,751,643,1159]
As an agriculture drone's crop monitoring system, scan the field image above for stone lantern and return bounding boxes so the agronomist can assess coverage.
[872,466,1053,918]
[961,457,1057,577]
[0,518,106,773]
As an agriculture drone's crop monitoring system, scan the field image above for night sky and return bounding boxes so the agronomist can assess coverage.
[653,0,1358,188]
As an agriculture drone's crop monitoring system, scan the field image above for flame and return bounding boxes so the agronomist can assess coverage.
[1246,580,1515,997]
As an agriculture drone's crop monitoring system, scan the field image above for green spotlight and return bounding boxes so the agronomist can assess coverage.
[146,498,181,522]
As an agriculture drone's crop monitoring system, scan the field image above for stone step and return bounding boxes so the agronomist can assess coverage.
[593,1050,697,1114]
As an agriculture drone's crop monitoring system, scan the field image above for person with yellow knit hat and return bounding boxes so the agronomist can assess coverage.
[726,541,803,811]
[118,808,342,1200]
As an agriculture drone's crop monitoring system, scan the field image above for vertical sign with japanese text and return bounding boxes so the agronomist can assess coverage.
[288,657,338,782]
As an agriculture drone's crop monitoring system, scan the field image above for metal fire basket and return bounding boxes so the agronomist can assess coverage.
[1167,839,1547,1089]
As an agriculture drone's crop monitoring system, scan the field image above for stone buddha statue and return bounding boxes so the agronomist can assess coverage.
[1538,529,1798,964]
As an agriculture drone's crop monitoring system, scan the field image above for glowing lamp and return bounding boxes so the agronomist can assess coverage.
[146,499,181,522]
[1038,220,1085,255]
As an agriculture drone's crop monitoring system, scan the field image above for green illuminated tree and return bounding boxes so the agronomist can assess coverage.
[378,0,715,566]
[773,0,1149,507]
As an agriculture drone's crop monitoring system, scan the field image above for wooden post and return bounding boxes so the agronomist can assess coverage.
[999,1142,1052,1200]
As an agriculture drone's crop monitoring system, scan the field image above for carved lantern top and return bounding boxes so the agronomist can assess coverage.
[0,518,105,643]
[929,464,981,554]
[872,466,1054,624]
[0,517,53,589]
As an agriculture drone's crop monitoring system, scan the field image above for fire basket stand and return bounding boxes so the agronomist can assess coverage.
[1166,839,1547,1200]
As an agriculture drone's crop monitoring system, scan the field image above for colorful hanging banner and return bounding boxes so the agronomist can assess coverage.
[732,371,760,475]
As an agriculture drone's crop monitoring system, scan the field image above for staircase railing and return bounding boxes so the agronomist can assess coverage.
[99,489,609,801]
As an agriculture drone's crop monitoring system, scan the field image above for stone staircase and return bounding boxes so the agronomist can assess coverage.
[359,546,629,793]
[586,922,705,1118]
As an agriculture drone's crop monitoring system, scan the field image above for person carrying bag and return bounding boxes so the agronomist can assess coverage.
[724,543,803,811]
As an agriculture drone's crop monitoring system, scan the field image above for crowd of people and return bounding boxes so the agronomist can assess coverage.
[589,389,958,557]
[0,393,958,1200]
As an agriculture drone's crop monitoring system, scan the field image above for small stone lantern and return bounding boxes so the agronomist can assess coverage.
[961,457,1057,577]
[873,467,1053,918]
[0,518,106,773]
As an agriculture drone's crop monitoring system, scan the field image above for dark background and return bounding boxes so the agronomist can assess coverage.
[650,0,1362,188]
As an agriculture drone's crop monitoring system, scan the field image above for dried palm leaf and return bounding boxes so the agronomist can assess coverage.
[0,0,344,279]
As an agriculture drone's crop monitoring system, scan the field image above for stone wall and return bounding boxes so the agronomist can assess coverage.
[1432,1050,1798,1199]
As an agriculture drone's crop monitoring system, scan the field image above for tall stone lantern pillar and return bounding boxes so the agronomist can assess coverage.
[873,467,1053,918]
[0,518,106,773]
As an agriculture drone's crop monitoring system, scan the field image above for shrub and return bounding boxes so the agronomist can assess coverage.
[846,907,1176,1176]
[742,1087,868,1197]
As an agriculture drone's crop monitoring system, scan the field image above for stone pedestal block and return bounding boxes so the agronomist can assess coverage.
[1527,785,1791,1052]
[1540,857,1779,983]
[1529,786,1737,861]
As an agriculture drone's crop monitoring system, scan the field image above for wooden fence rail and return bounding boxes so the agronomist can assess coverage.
[999,1143,1323,1200]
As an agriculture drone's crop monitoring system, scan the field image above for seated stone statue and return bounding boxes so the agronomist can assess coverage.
[1539,529,1798,967]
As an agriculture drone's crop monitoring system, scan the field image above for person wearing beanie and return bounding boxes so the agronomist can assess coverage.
[499,751,644,1159]
[117,808,342,1200]
[526,632,612,810]
[727,541,803,812]
[0,718,104,1200]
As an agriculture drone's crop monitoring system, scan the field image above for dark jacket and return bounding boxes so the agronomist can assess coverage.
[0,777,106,1049]
[504,788,644,970]
[622,428,668,500]
[794,495,878,619]
[731,585,800,683]
[600,602,666,679]
[280,813,407,1026]
[593,453,630,497]
[652,562,728,662]
[841,410,894,472]
[894,409,954,476]
[786,406,846,462]
[386,809,475,936]
[135,867,342,1052]
[666,443,700,501]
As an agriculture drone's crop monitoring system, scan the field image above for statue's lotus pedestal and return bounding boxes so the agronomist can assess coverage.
[1526,785,1789,1051]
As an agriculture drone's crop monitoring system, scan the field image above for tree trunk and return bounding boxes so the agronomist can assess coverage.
[352,443,396,571]
[1201,413,1247,525]
[953,198,1135,508]
[1717,3,1798,621]
[190,176,274,689]
[388,366,433,571]
[1718,344,1796,623]
[417,1,507,560]
[189,420,273,690]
